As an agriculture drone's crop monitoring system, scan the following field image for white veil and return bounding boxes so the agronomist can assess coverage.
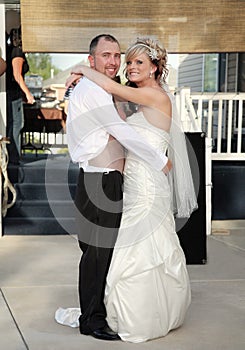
[163,83,198,218]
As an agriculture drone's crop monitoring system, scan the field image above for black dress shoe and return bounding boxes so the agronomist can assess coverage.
[81,325,120,341]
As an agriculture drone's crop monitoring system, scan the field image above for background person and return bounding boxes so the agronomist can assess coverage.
[6,26,35,164]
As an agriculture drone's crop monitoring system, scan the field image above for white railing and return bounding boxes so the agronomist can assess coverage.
[175,87,245,236]
[188,91,245,160]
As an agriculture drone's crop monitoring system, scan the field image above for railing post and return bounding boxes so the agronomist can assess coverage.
[205,137,212,235]
[179,87,192,131]
[178,87,202,132]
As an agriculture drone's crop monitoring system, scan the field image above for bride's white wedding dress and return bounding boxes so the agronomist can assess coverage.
[104,112,191,342]
[55,111,191,342]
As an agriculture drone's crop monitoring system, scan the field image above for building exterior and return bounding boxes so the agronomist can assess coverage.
[0,3,244,237]
[177,53,245,229]
[178,53,245,94]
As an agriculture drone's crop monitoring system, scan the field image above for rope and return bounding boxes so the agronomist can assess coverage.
[0,136,17,217]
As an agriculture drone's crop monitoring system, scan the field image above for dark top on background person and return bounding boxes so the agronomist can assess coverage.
[6,27,32,102]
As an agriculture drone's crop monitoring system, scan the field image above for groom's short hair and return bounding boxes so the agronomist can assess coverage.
[89,34,120,55]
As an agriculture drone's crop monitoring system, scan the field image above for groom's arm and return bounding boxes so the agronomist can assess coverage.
[83,89,169,171]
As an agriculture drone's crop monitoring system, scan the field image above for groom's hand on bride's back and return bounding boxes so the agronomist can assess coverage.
[162,159,172,175]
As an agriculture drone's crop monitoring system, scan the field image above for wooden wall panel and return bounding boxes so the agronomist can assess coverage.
[21,0,245,53]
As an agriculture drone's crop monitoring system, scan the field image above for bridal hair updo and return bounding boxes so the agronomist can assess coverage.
[125,38,169,84]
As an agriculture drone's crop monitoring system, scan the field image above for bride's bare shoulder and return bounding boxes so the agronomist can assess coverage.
[152,88,172,116]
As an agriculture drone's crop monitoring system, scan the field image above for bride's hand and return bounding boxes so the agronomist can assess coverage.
[65,73,82,88]
[162,159,172,175]
[67,64,88,86]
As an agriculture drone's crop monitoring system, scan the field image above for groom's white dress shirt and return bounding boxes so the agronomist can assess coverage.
[66,77,168,172]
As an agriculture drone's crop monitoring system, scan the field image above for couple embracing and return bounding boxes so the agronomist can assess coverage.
[56,34,197,343]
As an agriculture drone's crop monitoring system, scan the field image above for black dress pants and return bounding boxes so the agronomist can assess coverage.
[74,169,123,332]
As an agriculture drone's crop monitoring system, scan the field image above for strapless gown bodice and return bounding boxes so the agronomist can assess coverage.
[126,111,170,151]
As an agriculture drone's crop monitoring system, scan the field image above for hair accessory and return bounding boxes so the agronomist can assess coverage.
[148,47,158,60]
[131,43,159,61]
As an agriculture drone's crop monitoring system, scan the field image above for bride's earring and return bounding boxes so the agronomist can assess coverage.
[149,71,153,78]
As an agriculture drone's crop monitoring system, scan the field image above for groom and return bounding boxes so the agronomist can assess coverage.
[66,34,171,341]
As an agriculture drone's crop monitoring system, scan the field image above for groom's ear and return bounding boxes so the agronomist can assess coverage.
[88,55,95,69]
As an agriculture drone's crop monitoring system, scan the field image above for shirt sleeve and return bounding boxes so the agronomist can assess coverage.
[74,84,168,171]
[11,46,25,60]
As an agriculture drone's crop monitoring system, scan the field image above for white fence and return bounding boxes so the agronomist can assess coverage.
[176,87,245,235]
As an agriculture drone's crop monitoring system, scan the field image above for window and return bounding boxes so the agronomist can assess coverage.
[203,54,218,92]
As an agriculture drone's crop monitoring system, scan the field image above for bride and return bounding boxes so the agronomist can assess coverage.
[57,38,197,342]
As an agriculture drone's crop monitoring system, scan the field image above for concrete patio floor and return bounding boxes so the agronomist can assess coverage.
[0,230,244,350]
